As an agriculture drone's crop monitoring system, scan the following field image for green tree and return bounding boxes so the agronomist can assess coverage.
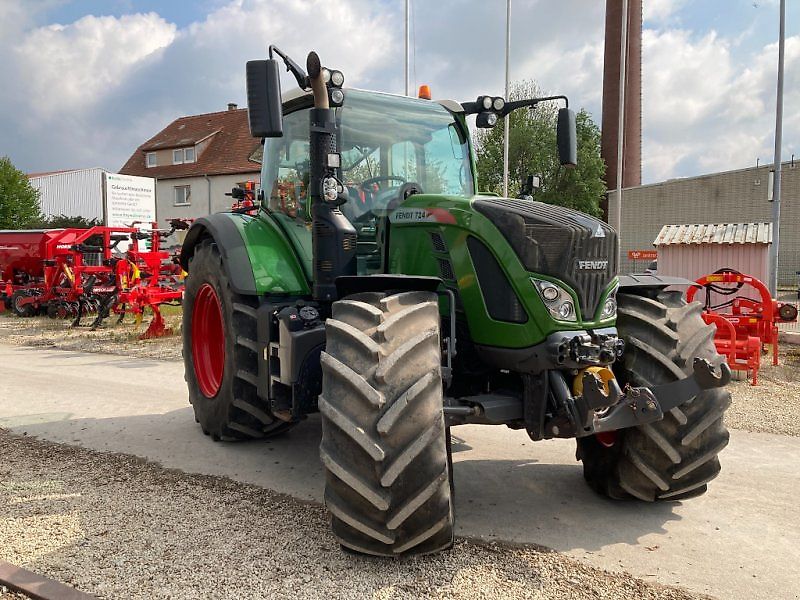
[0,156,42,229]
[29,214,101,229]
[474,80,606,217]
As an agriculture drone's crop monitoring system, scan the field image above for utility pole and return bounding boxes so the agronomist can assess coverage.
[611,0,629,245]
[404,0,410,96]
[502,0,511,198]
[769,0,785,296]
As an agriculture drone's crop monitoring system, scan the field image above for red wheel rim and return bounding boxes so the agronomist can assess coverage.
[192,283,225,398]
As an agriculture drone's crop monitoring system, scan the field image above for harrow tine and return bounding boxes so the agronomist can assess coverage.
[139,304,172,340]
[71,299,84,327]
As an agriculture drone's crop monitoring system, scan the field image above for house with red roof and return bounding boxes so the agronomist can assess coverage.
[119,103,261,225]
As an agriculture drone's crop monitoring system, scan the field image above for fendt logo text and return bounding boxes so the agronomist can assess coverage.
[576,259,609,271]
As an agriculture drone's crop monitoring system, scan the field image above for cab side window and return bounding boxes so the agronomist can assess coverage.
[264,108,310,222]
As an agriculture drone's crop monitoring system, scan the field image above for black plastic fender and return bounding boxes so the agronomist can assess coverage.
[180,214,258,296]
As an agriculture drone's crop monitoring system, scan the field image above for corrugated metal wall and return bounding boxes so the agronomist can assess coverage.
[659,243,771,305]
[659,243,770,283]
[29,168,106,220]
[612,161,800,285]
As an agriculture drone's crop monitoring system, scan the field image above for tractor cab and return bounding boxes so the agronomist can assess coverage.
[260,88,474,275]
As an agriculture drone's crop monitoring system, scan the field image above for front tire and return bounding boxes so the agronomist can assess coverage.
[183,238,293,441]
[320,291,454,556]
[578,290,731,501]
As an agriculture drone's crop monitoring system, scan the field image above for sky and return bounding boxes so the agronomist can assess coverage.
[0,0,797,185]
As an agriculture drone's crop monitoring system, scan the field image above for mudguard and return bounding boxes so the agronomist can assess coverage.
[180,212,310,296]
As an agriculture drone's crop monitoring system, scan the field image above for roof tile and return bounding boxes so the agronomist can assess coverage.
[119,108,262,180]
[654,223,772,246]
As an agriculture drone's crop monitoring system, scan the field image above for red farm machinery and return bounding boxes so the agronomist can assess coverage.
[0,220,189,338]
[687,270,798,385]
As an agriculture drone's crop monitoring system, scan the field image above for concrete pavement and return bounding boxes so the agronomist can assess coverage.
[1,343,798,600]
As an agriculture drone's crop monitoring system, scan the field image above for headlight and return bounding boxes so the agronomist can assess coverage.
[330,88,345,105]
[330,70,344,87]
[482,96,493,110]
[541,284,559,302]
[532,278,577,322]
[599,284,618,320]
[493,97,505,111]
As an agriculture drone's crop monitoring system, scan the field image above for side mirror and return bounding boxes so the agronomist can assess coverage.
[557,108,577,168]
[246,59,283,138]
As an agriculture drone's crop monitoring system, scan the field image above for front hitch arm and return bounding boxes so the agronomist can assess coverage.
[577,358,731,437]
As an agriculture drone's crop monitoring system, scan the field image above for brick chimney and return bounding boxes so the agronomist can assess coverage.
[227,103,238,111]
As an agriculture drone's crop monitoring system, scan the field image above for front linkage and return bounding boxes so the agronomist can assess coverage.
[443,356,731,439]
[565,358,730,438]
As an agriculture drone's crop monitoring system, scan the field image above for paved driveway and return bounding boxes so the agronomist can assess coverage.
[1,343,798,600]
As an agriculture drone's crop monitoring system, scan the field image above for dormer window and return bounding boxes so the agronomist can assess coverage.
[173,147,195,165]
[146,152,157,167]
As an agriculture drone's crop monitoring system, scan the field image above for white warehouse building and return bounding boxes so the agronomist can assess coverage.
[27,167,109,221]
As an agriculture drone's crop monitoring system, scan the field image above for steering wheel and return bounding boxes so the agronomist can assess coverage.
[359,175,407,191]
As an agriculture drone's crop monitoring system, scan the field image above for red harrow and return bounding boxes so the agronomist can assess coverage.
[686,270,798,385]
[0,220,190,339]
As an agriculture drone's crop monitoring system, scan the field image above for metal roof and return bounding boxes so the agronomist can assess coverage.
[654,223,772,246]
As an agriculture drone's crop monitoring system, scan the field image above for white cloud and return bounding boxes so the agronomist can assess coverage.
[643,0,689,24]
[0,0,797,185]
[642,26,800,181]
[15,13,176,116]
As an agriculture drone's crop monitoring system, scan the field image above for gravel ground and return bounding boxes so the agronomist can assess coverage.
[0,309,182,361]
[725,345,800,436]
[0,431,707,600]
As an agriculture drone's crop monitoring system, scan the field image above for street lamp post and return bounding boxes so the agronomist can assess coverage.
[769,0,786,296]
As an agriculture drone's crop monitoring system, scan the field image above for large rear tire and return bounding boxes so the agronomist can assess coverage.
[183,238,294,441]
[577,290,731,501]
[320,291,454,556]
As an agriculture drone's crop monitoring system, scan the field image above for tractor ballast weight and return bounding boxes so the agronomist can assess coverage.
[180,48,732,557]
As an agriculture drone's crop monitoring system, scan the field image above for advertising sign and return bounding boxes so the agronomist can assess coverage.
[104,173,156,228]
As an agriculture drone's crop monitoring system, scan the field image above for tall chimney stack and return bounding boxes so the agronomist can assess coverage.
[601,0,642,219]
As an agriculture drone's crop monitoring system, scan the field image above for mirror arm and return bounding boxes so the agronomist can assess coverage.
[499,95,569,118]
[269,45,310,90]
[461,95,569,117]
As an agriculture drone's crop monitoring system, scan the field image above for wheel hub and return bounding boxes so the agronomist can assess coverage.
[192,283,225,398]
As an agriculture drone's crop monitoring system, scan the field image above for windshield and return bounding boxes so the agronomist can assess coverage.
[261,89,473,224]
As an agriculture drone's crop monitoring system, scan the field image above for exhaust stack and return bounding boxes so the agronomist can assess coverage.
[306,52,357,302]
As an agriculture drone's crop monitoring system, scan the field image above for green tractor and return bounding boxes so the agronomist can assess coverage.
[180,48,731,557]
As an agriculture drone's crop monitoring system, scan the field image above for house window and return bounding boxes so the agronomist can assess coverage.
[172,147,195,164]
[174,185,191,206]
[146,152,157,167]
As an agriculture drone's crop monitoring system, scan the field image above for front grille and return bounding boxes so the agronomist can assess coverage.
[467,236,528,323]
[473,197,617,319]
